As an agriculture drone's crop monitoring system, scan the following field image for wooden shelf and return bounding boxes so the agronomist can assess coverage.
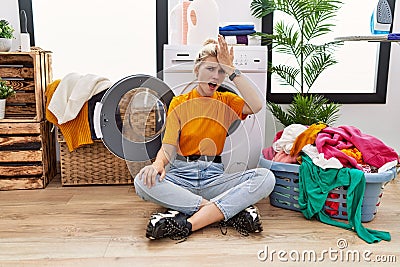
[0,48,52,121]
[0,48,57,190]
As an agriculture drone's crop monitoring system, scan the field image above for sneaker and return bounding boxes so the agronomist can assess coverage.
[146,210,192,241]
[220,205,263,236]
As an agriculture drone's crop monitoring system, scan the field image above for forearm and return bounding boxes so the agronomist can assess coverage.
[216,34,263,114]
[230,72,263,114]
[153,144,177,168]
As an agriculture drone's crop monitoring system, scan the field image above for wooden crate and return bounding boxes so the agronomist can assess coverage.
[0,48,52,121]
[57,131,150,185]
[0,121,57,190]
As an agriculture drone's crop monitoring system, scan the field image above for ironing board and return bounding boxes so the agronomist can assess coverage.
[334,35,400,44]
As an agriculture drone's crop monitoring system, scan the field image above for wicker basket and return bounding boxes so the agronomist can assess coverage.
[57,90,161,185]
[259,156,396,222]
[58,131,152,185]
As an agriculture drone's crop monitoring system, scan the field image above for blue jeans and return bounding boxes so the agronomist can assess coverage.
[134,160,275,220]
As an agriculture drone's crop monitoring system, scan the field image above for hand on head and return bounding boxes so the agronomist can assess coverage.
[216,34,234,74]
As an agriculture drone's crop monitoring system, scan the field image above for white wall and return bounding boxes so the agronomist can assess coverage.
[32,0,156,83]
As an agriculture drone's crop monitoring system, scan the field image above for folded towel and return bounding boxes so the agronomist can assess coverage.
[219,25,254,31]
[219,29,256,36]
[224,35,248,45]
[223,35,261,46]
[48,73,112,124]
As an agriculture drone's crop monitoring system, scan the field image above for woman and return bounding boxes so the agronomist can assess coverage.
[134,35,275,240]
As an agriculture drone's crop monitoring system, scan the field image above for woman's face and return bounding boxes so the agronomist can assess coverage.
[195,56,226,97]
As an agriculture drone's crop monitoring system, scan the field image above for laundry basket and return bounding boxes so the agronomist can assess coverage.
[58,130,151,185]
[259,156,396,222]
[57,111,156,185]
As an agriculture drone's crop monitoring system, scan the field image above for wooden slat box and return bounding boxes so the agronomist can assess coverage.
[0,121,57,190]
[0,48,52,121]
[57,131,150,186]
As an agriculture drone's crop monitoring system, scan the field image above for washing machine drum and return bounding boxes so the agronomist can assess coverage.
[93,74,174,162]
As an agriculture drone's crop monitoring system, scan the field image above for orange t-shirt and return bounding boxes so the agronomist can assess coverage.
[162,88,247,156]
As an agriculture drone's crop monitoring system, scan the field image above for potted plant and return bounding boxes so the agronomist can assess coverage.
[250,0,343,126]
[0,78,15,119]
[0,19,15,52]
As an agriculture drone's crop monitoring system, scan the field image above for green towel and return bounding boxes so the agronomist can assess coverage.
[298,154,391,243]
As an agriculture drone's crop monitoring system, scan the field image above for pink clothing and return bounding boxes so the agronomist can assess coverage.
[315,125,398,169]
[262,130,283,160]
[262,146,275,160]
[272,150,299,164]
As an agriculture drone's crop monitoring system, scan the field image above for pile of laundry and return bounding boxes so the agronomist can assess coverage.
[45,73,113,152]
[263,123,399,173]
[262,123,399,243]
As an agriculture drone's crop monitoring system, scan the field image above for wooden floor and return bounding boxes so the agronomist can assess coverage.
[0,173,399,267]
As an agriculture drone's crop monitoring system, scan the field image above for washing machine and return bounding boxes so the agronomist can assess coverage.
[163,44,268,172]
[92,45,267,174]
[93,74,173,163]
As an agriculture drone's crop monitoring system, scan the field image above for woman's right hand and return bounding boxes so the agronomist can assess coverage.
[137,161,166,188]
[216,34,234,74]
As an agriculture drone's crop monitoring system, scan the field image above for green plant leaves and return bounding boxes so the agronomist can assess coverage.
[0,20,15,39]
[250,0,276,18]
[251,0,344,126]
[267,93,341,126]
[251,0,343,94]
[0,79,16,99]
[272,64,300,89]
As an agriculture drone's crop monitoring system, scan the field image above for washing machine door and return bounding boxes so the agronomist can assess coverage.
[93,74,174,161]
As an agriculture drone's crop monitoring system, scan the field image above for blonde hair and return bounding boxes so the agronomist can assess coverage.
[194,39,218,69]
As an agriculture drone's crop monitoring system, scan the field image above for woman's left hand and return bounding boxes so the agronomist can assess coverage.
[216,34,234,74]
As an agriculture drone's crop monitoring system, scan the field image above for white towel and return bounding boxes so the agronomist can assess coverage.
[48,73,112,125]
[302,144,343,169]
[272,124,308,154]
[224,35,261,46]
